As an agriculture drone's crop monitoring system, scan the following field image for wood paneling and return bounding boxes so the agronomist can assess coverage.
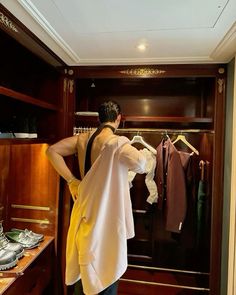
[0,145,10,221]
[0,5,68,294]
[2,144,60,237]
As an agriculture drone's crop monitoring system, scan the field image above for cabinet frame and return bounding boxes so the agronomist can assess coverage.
[70,64,226,295]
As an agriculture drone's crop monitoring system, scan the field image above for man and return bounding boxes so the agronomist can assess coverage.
[46,101,146,295]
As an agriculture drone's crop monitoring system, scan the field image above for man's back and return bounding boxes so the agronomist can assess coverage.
[77,128,117,178]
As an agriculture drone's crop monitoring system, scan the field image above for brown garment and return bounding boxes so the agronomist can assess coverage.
[156,139,191,233]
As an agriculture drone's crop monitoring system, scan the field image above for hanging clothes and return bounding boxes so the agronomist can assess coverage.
[196,180,206,247]
[172,151,196,251]
[156,138,190,233]
[128,148,158,204]
[196,160,209,249]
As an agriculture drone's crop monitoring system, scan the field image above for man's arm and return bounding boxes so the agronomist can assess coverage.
[46,136,80,201]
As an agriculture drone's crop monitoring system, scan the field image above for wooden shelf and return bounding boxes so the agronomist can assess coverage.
[128,254,153,261]
[0,236,54,293]
[122,116,213,123]
[75,115,213,129]
[0,86,61,111]
[75,114,212,124]
[132,238,152,243]
[0,138,56,145]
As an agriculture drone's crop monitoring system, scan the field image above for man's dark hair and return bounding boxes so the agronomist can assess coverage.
[98,101,121,123]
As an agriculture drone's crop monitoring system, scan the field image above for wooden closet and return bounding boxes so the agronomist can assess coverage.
[0,5,73,294]
[0,4,226,295]
[71,65,226,295]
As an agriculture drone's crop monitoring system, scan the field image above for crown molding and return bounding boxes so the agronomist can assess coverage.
[73,56,215,66]
[211,21,236,62]
[18,0,80,63]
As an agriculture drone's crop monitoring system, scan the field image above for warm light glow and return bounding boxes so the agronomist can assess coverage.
[137,43,147,52]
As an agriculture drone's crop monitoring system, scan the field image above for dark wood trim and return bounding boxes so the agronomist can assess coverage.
[209,75,226,295]
[71,64,227,79]
[0,4,66,68]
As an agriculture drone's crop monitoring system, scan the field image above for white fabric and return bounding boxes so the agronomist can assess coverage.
[128,148,158,204]
[66,135,146,295]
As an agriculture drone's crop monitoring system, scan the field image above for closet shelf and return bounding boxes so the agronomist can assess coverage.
[0,138,56,145]
[0,86,61,111]
[75,114,212,124]
[0,236,54,292]
[132,238,152,243]
[75,115,213,129]
[122,116,213,123]
[128,254,153,261]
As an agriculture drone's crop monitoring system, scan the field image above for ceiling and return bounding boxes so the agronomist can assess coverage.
[1,0,236,66]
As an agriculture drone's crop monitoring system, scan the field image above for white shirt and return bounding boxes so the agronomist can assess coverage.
[66,135,146,294]
[128,148,158,204]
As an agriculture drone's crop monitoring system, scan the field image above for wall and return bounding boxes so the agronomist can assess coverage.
[222,57,236,295]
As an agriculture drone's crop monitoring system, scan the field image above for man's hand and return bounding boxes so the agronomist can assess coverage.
[68,178,81,201]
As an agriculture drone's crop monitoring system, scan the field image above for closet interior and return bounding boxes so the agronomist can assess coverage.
[73,66,225,295]
[0,4,226,295]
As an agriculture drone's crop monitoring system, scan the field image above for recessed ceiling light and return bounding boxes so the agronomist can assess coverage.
[137,43,147,52]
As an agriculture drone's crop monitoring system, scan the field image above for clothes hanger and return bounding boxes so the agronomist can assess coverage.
[162,130,170,141]
[172,134,199,155]
[130,134,157,155]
